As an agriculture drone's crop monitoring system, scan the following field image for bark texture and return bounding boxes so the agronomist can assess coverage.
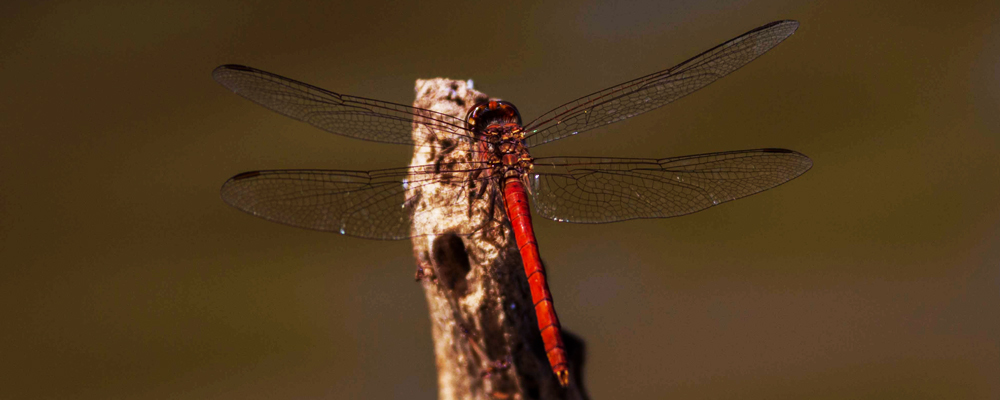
[408,78,588,400]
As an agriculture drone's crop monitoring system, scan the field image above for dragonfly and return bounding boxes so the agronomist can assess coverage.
[214,20,811,387]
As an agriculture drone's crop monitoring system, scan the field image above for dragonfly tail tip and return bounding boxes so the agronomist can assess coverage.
[556,370,569,387]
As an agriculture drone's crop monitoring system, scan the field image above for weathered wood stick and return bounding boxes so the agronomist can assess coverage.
[408,78,588,400]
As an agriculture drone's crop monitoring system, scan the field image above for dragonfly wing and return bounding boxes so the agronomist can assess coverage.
[522,20,798,147]
[528,149,812,223]
[213,65,475,146]
[220,164,491,240]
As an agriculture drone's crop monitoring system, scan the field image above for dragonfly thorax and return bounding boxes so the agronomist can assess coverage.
[466,100,532,177]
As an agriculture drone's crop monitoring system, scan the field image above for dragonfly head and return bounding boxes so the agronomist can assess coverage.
[466,100,522,137]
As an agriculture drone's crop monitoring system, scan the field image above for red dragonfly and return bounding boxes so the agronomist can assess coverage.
[214,20,810,387]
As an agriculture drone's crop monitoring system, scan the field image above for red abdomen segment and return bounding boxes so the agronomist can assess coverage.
[503,176,569,387]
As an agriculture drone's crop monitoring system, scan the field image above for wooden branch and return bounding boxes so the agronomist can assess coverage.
[408,79,589,400]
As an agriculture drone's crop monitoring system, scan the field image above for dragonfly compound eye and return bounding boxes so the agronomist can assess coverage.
[465,100,522,134]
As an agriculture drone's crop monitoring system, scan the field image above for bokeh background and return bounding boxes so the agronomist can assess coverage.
[2,0,998,398]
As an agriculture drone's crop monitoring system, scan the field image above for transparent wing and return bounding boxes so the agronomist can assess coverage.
[527,148,812,223]
[522,20,798,147]
[220,163,494,240]
[213,64,475,146]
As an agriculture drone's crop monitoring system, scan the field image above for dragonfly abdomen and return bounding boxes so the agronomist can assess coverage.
[503,176,569,387]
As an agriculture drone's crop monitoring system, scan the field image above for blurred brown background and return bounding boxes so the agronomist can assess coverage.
[2,0,998,398]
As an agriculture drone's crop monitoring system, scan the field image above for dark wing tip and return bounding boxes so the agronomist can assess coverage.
[765,19,799,27]
[754,148,813,175]
[799,152,814,172]
[212,64,257,86]
[760,20,799,32]
[214,64,255,75]
[220,171,263,208]
[747,20,799,41]
[768,148,813,173]
[230,171,262,181]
